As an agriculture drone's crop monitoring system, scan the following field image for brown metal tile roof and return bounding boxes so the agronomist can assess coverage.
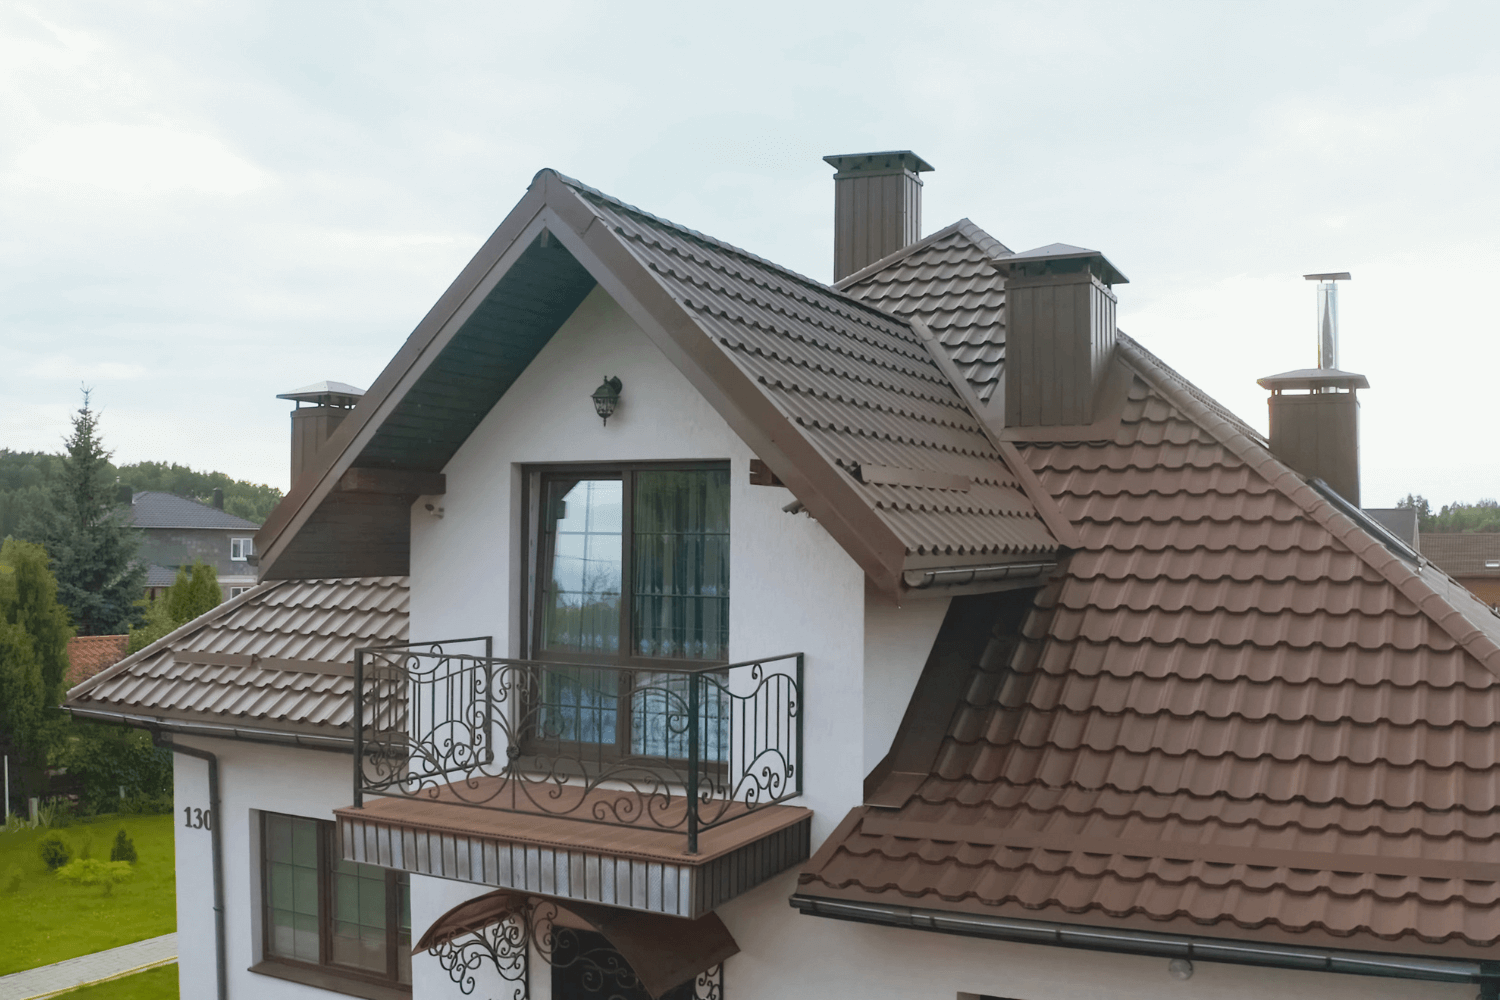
[838,220,1012,403]
[800,328,1500,959]
[65,577,407,736]
[558,180,1059,563]
[1419,533,1500,578]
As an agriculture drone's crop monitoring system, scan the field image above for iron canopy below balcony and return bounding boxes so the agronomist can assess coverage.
[341,640,810,918]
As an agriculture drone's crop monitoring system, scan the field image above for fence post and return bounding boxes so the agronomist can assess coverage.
[353,649,364,809]
[687,671,700,855]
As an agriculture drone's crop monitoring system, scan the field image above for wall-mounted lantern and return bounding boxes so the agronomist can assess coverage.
[592,377,622,425]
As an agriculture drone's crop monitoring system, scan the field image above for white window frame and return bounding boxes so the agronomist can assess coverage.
[230,537,253,562]
[229,587,250,599]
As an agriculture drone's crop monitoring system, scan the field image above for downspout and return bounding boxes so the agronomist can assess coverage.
[155,731,227,1000]
[791,895,1500,990]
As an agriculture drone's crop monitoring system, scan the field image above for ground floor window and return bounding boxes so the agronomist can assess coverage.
[261,812,411,990]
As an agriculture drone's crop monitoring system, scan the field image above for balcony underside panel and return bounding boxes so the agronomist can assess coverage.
[336,795,811,919]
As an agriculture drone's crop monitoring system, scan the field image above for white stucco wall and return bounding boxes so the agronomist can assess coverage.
[862,590,950,773]
[172,735,359,1000]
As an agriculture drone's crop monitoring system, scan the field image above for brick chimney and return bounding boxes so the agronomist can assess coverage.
[825,151,933,281]
[1258,274,1365,505]
[998,244,1129,427]
[276,381,365,489]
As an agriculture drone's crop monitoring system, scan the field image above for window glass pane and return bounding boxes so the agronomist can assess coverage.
[397,875,411,985]
[629,671,728,761]
[330,857,388,974]
[537,666,617,746]
[540,478,622,656]
[264,814,321,965]
[551,929,696,1000]
[632,470,729,661]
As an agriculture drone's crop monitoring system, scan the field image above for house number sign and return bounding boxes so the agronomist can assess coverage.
[183,806,213,830]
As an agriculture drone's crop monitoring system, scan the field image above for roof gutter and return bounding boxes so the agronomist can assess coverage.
[902,560,1056,590]
[66,706,353,754]
[789,895,1500,989]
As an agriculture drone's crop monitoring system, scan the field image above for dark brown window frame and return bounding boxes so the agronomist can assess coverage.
[520,461,731,761]
[256,812,411,996]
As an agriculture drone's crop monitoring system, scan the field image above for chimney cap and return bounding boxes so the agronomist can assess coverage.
[999,243,1129,286]
[277,380,366,408]
[823,150,934,179]
[1303,272,1352,282]
[1257,367,1370,391]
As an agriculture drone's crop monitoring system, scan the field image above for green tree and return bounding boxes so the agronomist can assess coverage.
[0,618,47,768]
[127,562,221,655]
[49,721,172,814]
[21,392,145,635]
[0,539,74,703]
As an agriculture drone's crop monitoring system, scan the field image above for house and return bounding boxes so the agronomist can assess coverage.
[131,490,261,600]
[67,152,1500,1000]
[1418,533,1500,606]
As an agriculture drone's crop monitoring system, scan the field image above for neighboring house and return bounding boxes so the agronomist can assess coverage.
[1418,532,1500,606]
[130,490,261,600]
[64,634,129,686]
[67,153,1500,1000]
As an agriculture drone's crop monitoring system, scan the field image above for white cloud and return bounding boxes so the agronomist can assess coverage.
[8,122,268,197]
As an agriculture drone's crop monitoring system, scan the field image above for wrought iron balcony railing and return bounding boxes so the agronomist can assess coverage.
[352,638,803,854]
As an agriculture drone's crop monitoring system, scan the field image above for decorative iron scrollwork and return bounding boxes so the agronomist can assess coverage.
[429,909,529,1000]
[355,638,803,854]
[426,898,723,1000]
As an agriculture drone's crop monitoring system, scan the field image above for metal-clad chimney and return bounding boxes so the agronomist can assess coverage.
[998,244,1129,427]
[1258,273,1366,505]
[276,381,365,490]
[825,151,933,281]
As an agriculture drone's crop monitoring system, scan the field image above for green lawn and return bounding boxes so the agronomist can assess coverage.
[58,963,179,999]
[0,813,175,975]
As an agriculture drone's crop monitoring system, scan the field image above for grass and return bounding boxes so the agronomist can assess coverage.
[57,962,179,999]
[0,813,175,976]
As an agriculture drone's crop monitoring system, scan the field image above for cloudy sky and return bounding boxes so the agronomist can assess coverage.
[2,1,1496,506]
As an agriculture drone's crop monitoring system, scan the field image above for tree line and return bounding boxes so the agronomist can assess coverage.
[1396,495,1500,534]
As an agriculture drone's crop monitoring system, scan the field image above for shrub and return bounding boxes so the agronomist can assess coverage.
[75,832,94,860]
[38,833,71,870]
[119,791,173,815]
[34,797,74,829]
[110,829,137,864]
[3,868,20,893]
[55,858,134,896]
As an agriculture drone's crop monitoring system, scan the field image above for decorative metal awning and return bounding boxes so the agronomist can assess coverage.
[417,889,733,1000]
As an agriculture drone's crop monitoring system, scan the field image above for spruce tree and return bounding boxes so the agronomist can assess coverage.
[21,391,145,635]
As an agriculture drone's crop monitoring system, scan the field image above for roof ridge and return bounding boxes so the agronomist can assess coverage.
[550,170,866,312]
[835,218,1013,291]
[1117,334,1500,681]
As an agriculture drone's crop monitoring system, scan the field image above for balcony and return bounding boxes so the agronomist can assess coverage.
[335,639,811,918]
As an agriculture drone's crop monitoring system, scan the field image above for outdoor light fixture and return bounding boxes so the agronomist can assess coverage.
[592,376,622,425]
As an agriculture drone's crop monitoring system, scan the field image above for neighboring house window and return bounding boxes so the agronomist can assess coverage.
[230,537,254,561]
[229,587,250,599]
[260,812,411,990]
[526,464,729,758]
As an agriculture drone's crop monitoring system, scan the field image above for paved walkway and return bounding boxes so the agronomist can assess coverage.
[0,934,176,1000]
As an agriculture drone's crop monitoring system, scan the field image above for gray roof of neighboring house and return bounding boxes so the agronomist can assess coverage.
[129,491,260,530]
[1420,533,1500,577]
[837,219,1013,404]
[1363,506,1420,551]
[65,576,408,740]
[144,564,177,587]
